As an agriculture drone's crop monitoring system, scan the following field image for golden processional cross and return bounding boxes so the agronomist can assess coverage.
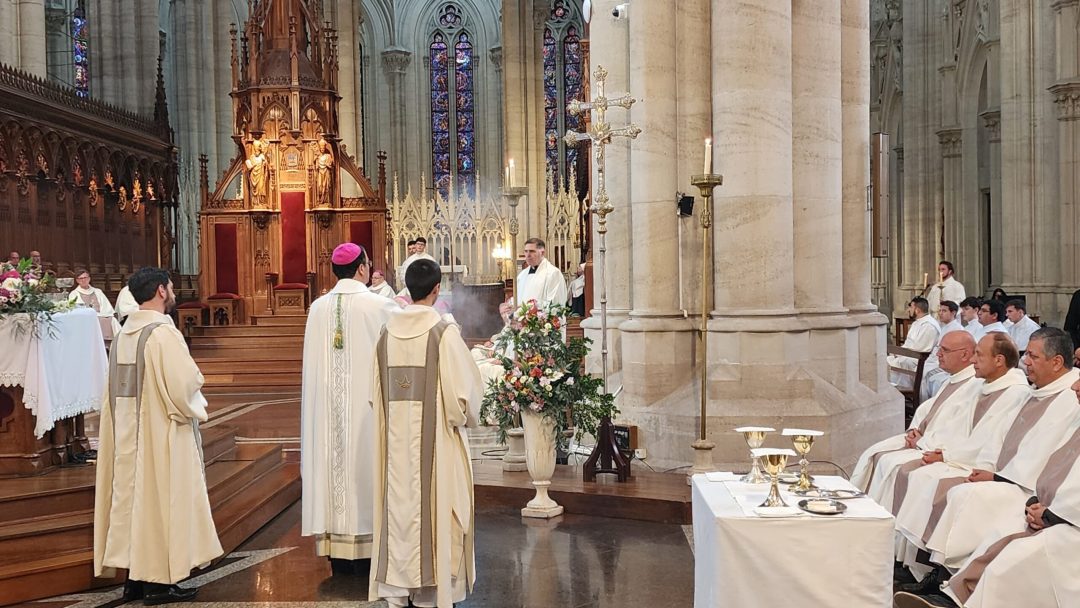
[564,65,640,483]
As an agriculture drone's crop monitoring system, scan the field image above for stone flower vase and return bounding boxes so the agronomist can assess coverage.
[502,427,528,472]
[520,409,564,518]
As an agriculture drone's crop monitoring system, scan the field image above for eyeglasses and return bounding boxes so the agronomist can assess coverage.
[938,346,970,355]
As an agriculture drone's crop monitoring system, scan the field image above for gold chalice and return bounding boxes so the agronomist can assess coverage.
[782,428,824,492]
[734,426,774,484]
[752,448,796,507]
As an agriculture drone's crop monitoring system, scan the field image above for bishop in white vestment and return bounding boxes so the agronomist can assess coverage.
[924,332,1080,570]
[93,268,221,603]
[301,243,399,563]
[371,259,481,608]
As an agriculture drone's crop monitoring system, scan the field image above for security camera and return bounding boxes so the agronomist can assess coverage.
[612,3,629,19]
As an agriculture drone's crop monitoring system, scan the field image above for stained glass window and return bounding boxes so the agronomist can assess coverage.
[544,1,585,188]
[429,4,476,199]
[72,2,89,97]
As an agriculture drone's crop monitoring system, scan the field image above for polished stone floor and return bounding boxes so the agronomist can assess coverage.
[30,502,695,608]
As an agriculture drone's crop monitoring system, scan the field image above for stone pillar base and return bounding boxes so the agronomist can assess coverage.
[687,438,716,484]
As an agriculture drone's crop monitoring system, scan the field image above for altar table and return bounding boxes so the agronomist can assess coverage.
[692,474,894,608]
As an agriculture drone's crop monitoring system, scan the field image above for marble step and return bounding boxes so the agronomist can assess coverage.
[250,314,308,326]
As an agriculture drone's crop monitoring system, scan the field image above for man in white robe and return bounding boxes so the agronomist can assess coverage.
[114,284,139,323]
[93,268,221,604]
[923,329,1080,571]
[397,237,437,296]
[69,269,122,340]
[851,331,980,508]
[369,269,397,299]
[370,259,481,608]
[515,237,567,311]
[1004,299,1040,352]
[893,334,1030,579]
[926,261,966,321]
[889,297,941,391]
[920,302,964,402]
[301,243,399,570]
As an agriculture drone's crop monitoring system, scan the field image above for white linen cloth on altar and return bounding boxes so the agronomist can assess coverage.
[692,475,893,608]
[0,308,108,437]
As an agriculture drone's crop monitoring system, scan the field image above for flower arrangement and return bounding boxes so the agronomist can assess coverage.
[480,299,617,450]
[0,259,65,335]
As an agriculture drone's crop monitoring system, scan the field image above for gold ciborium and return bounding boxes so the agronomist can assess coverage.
[782,428,824,492]
[734,426,774,484]
[752,448,796,507]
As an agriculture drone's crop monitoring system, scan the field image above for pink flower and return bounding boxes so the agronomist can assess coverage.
[0,271,19,281]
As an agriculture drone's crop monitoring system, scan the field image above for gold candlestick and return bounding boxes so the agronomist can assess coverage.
[502,186,527,306]
[689,173,723,478]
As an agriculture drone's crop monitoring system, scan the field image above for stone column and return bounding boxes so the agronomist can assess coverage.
[937,127,962,266]
[0,0,18,68]
[1051,0,1080,314]
[841,0,875,314]
[381,49,411,181]
[580,0,632,378]
[45,5,72,85]
[982,109,1003,284]
[618,0,697,412]
[18,0,47,76]
[336,0,361,194]
[135,0,159,113]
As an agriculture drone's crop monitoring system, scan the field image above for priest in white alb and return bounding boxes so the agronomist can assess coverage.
[926,260,966,321]
[851,331,980,507]
[94,268,221,605]
[301,243,399,571]
[69,268,122,340]
[370,259,481,608]
[516,237,567,310]
[888,297,941,390]
[397,236,437,296]
[892,333,1030,579]
[1004,299,1040,352]
[920,301,964,402]
[923,328,1080,571]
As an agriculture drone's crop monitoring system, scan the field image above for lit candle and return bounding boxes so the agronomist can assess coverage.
[504,164,510,189]
[509,159,515,188]
[703,138,712,175]
[923,272,928,289]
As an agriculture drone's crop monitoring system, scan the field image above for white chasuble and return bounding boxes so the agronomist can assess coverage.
[894,369,1031,548]
[850,366,979,505]
[301,279,399,559]
[925,368,1080,568]
[93,310,222,584]
[370,305,481,608]
[943,426,1080,608]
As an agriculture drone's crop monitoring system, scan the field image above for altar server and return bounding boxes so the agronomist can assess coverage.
[851,331,980,509]
[515,237,567,309]
[370,259,481,608]
[69,269,122,340]
[923,328,1080,570]
[301,243,398,570]
[397,237,437,295]
[94,267,221,604]
[926,261,966,321]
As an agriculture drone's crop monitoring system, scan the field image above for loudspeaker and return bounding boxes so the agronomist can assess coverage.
[677,193,695,216]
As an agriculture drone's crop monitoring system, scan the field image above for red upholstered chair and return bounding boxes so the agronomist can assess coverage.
[273,282,309,315]
[206,292,242,325]
[176,301,208,337]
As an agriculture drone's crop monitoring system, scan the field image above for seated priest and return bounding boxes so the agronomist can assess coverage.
[894,376,1080,608]
[919,329,1080,577]
[470,300,514,385]
[69,269,122,341]
[920,301,963,402]
[851,331,980,508]
[972,299,1010,343]
[1004,299,1040,352]
[889,297,941,390]
[892,333,1030,581]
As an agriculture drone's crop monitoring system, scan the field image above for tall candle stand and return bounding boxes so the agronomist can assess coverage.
[689,173,723,481]
[500,185,529,473]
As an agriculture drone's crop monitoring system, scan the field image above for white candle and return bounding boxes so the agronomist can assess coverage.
[504,164,510,189]
[703,138,712,175]
[923,272,928,289]
[509,159,515,188]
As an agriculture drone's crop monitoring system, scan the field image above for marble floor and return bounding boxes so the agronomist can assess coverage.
[28,502,695,608]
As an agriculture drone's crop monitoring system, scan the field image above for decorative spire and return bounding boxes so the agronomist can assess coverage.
[153,31,173,142]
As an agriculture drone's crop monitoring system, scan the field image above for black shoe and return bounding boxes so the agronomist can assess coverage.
[142,583,198,605]
[895,569,940,595]
[120,580,143,602]
[893,591,957,608]
[893,562,916,586]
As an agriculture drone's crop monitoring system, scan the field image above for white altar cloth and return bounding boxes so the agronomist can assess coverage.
[0,308,107,438]
[692,474,894,608]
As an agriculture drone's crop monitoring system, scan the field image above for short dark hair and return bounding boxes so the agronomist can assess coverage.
[415,237,427,245]
[407,239,416,246]
[405,258,441,300]
[127,267,171,304]
[1029,327,1075,369]
[1005,298,1026,313]
[939,260,955,273]
[74,268,90,279]
[332,246,369,280]
[525,237,546,249]
[960,296,983,309]
[940,300,959,313]
[910,296,929,314]
[987,332,1020,369]
[982,298,1005,322]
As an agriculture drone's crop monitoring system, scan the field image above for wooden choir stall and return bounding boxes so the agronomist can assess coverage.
[197,0,388,326]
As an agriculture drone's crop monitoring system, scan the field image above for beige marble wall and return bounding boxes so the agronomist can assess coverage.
[0,0,47,76]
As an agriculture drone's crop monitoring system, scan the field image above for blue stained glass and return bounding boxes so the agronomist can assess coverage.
[543,28,559,181]
[456,92,472,111]
[72,5,89,98]
[430,32,451,197]
[561,27,584,188]
[454,32,476,198]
